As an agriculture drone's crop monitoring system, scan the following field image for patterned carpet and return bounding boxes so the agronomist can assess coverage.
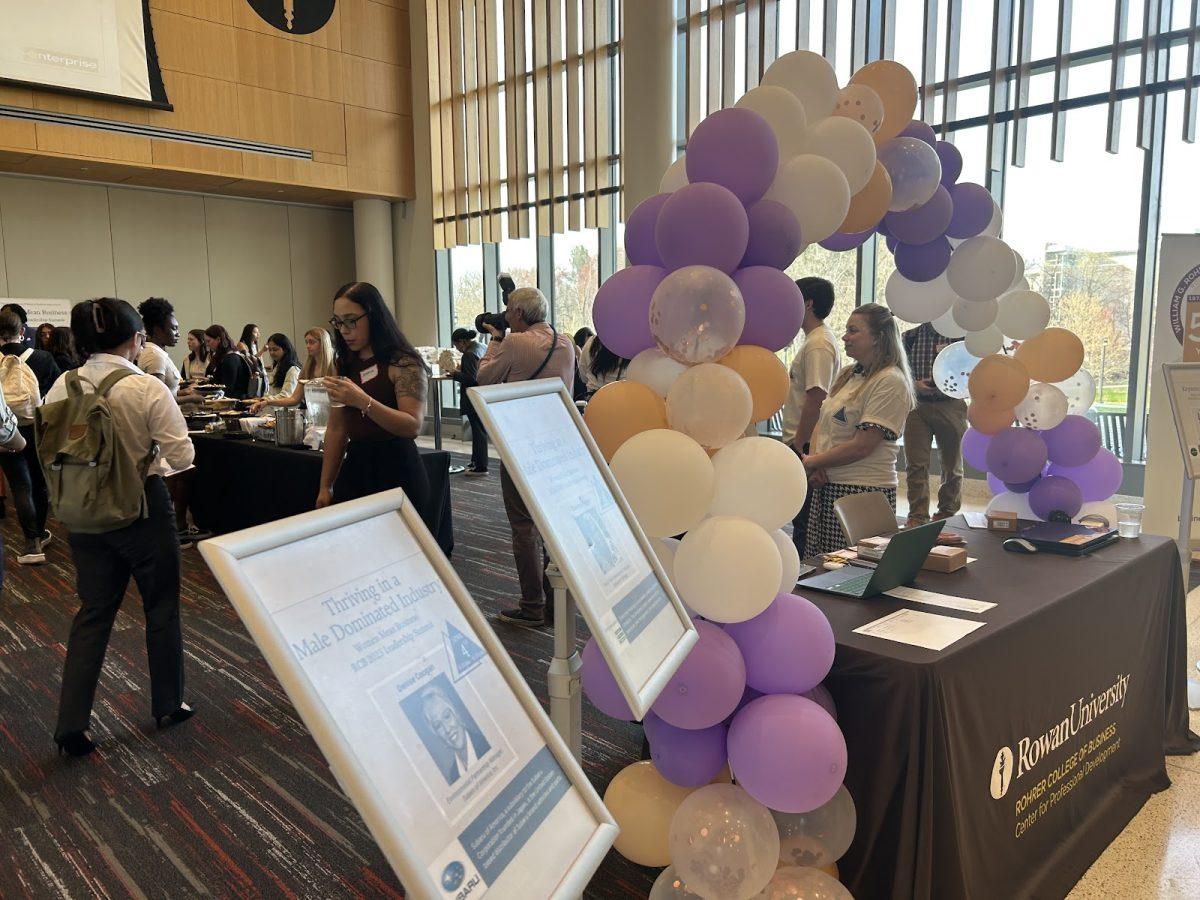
[0,454,657,898]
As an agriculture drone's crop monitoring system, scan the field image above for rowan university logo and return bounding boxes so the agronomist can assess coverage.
[246,0,336,34]
[991,746,1014,800]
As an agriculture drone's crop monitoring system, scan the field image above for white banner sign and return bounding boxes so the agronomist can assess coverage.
[2,298,72,327]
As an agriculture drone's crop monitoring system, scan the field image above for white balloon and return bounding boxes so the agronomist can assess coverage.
[761,50,840,121]
[1054,369,1097,416]
[772,784,857,868]
[667,364,754,449]
[964,324,1005,357]
[611,430,716,537]
[756,868,852,900]
[951,297,998,332]
[946,236,1019,301]
[652,537,681,580]
[931,307,967,339]
[649,866,704,900]
[660,155,689,193]
[885,270,957,324]
[628,348,687,398]
[981,200,1003,237]
[770,529,802,594]
[832,83,884,133]
[986,490,1035,518]
[1010,276,1031,293]
[709,437,809,530]
[763,154,851,244]
[1009,249,1026,291]
[801,117,877,194]
[877,136,942,211]
[1014,382,1069,430]
[735,85,809,158]
[674,517,782,623]
[995,289,1051,340]
[931,341,980,399]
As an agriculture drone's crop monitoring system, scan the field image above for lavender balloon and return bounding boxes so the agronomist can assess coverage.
[624,193,670,267]
[986,427,1049,484]
[946,183,994,239]
[878,136,942,211]
[581,637,634,720]
[819,229,874,251]
[894,236,952,282]
[802,684,837,721]
[1030,475,1084,519]
[1043,415,1102,467]
[742,199,803,269]
[651,620,746,730]
[728,695,847,813]
[644,712,728,787]
[1047,449,1122,501]
[591,265,666,359]
[900,119,938,146]
[987,470,1042,494]
[722,593,835,694]
[729,684,765,721]
[685,107,780,205]
[961,427,992,470]
[886,185,954,245]
[935,140,963,186]
[734,267,805,352]
[655,183,750,274]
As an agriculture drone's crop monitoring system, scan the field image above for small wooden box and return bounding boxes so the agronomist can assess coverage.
[921,545,968,573]
[986,510,1019,533]
[857,536,891,560]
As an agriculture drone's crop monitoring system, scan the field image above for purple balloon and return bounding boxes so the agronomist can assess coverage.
[894,235,952,282]
[819,229,874,251]
[962,428,992,470]
[802,684,837,721]
[885,185,954,245]
[987,471,1042,494]
[581,637,634,720]
[935,141,963,186]
[685,107,780,205]
[1029,475,1084,520]
[1043,415,1102,467]
[728,695,847,814]
[644,712,728,787]
[729,684,764,721]
[734,267,805,352]
[591,265,666,359]
[742,199,803,269]
[624,194,670,267]
[723,593,835,694]
[875,218,893,238]
[986,427,1049,484]
[900,119,938,147]
[885,233,899,253]
[1047,448,1122,502]
[946,183,995,239]
[651,620,746,730]
[655,182,750,274]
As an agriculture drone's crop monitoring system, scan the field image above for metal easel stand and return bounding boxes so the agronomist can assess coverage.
[545,562,582,762]
[1180,479,1200,711]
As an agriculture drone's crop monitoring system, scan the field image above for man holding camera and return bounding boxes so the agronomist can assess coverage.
[476,285,576,628]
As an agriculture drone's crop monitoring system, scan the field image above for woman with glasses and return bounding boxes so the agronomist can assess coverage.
[317,283,433,526]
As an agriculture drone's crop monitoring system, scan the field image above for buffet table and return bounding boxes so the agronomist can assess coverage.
[189,434,454,555]
[808,519,1197,899]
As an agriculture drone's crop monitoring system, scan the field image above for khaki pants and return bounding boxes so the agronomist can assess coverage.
[904,399,968,522]
[500,465,552,619]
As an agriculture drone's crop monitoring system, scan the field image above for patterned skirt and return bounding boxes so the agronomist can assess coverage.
[803,482,898,558]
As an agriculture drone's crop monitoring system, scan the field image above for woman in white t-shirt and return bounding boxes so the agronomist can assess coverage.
[800,303,915,557]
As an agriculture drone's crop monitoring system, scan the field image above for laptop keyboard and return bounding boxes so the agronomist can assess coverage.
[839,572,873,594]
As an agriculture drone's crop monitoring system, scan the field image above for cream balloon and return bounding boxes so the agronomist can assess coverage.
[946,236,1019,301]
[735,85,809,158]
[982,200,1003,237]
[660,155,689,193]
[611,430,716,537]
[986,490,1035,518]
[801,117,877,194]
[761,50,840,121]
[884,269,957,324]
[931,306,967,339]
[770,528,802,595]
[773,784,857,869]
[951,297,998,333]
[833,83,884,133]
[995,289,1051,340]
[650,866,704,900]
[668,783,781,900]
[709,437,809,530]
[667,364,754,449]
[755,867,852,900]
[763,154,852,245]
[628,348,688,398]
[653,537,681,582]
[673,516,782,623]
[964,324,1005,357]
[1009,249,1026,290]
[606,761,696,867]
[1014,382,1069,430]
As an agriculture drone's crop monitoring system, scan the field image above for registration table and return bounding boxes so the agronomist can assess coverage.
[808,518,1198,899]
[189,435,454,556]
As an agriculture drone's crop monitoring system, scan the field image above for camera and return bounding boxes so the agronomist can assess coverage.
[476,273,516,335]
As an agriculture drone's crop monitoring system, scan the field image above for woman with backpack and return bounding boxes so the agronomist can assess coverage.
[46,298,196,757]
[204,325,251,399]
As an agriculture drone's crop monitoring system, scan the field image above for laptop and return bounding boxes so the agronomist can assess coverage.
[799,520,946,598]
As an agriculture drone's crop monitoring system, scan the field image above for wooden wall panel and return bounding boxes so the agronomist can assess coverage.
[342,55,410,114]
[149,0,234,23]
[236,85,347,156]
[234,29,345,103]
[342,0,409,66]
[150,71,241,136]
[229,1,344,49]
[35,124,153,165]
[345,106,410,197]
[152,11,240,81]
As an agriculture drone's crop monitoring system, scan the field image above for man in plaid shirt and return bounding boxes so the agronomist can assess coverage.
[902,322,969,525]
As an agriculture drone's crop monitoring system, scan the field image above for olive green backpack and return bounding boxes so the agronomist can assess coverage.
[36,369,159,534]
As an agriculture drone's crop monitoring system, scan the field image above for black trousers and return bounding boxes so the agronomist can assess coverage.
[333,438,434,529]
[0,425,48,540]
[55,477,184,738]
[461,396,489,471]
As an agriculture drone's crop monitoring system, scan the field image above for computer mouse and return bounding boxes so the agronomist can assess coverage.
[1003,538,1039,554]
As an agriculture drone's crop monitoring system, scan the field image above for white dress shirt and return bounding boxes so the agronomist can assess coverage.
[45,353,195,478]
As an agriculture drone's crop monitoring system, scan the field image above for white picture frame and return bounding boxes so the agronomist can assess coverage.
[1162,362,1200,481]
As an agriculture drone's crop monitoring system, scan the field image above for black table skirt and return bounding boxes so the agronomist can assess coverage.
[806,520,1198,899]
[189,434,453,556]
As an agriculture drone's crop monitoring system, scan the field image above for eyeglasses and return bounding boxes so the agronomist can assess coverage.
[329,313,367,333]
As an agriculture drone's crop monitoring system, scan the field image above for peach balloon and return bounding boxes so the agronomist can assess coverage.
[850,60,919,144]
[718,346,790,422]
[839,162,893,234]
[967,354,1030,412]
[604,761,696,867]
[584,381,668,461]
[1014,327,1085,383]
[968,403,1015,435]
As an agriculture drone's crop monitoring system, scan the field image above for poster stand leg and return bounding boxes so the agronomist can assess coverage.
[1181,479,1200,711]
[546,563,582,761]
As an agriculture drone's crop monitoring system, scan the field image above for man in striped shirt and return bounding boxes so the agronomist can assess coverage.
[477,287,576,628]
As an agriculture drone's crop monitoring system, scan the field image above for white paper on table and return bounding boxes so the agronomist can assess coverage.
[854,609,985,652]
[884,585,996,613]
[961,512,988,528]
